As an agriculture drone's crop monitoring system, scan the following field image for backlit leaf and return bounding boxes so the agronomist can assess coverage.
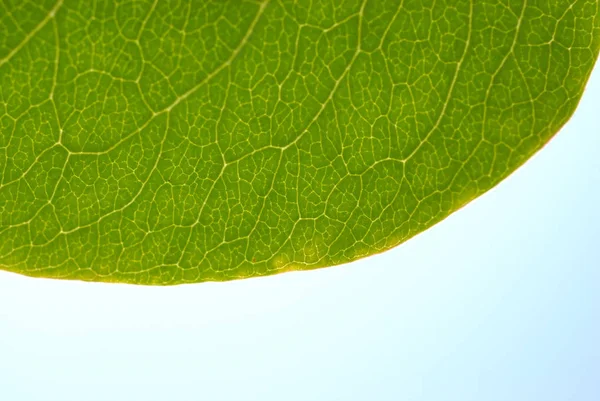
[0,0,598,284]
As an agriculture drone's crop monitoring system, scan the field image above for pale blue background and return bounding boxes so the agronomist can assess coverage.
[0,63,598,401]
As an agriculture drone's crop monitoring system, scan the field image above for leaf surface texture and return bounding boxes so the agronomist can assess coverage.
[0,0,598,284]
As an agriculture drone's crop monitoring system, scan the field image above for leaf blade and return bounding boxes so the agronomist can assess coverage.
[0,0,598,284]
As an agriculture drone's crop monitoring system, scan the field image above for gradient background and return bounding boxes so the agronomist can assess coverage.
[0,62,598,400]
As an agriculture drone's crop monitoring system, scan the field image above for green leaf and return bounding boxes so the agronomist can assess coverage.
[0,0,598,285]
